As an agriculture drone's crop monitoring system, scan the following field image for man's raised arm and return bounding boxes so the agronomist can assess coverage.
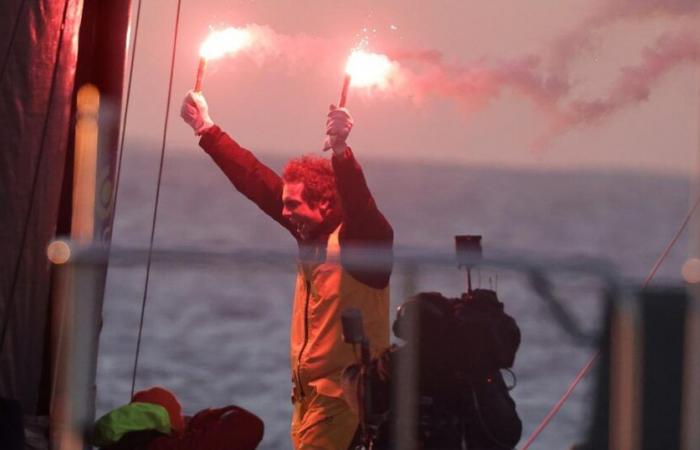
[323,105,394,288]
[180,91,295,233]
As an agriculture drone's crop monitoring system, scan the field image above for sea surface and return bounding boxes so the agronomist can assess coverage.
[97,147,692,449]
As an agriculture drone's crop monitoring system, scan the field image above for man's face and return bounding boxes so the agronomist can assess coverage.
[282,182,326,239]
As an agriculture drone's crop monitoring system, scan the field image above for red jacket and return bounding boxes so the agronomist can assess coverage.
[200,127,393,403]
[199,126,393,288]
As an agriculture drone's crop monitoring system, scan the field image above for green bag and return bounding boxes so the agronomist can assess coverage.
[93,402,171,447]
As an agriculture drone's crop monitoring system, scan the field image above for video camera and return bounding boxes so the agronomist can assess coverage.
[392,289,520,382]
[342,236,522,449]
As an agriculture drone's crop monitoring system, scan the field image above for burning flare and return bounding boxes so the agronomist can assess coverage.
[345,49,393,88]
[200,27,252,59]
[337,48,395,107]
[195,26,252,92]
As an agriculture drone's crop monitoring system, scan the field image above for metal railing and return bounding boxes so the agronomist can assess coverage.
[48,238,627,449]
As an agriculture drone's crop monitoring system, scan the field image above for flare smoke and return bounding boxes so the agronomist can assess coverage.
[385,3,699,142]
[564,31,700,127]
[228,3,698,144]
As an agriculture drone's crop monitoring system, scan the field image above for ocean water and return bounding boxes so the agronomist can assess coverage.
[97,147,692,449]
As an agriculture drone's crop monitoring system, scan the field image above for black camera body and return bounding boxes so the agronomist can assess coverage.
[366,290,522,450]
[392,290,519,380]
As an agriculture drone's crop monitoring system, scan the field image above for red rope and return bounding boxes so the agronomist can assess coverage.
[520,353,599,449]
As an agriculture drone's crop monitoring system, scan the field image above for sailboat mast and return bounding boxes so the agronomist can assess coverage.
[49,1,132,449]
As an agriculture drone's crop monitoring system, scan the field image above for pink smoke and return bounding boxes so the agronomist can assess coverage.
[229,24,337,73]
[214,8,698,147]
[387,50,569,117]
[562,30,700,126]
[550,0,699,78]
[384,28,699,147]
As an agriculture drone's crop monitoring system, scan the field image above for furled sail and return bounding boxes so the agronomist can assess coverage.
[0,0,85,417]
[0,0,131,447]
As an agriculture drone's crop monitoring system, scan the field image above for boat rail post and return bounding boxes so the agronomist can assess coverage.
[608,293,643,450]
[392,262,419,450]
[682,283,700,450]
[48,83,105,450]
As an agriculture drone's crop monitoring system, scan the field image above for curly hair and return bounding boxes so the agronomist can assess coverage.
[282,155,339,209]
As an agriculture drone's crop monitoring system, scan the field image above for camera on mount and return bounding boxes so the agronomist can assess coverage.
[342,235,523,449]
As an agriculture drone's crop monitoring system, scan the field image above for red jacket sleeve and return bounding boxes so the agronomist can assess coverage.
[332,148,393,288]
[199,125,298,237]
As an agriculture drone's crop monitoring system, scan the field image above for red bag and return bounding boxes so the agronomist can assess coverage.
[148,406,264,450]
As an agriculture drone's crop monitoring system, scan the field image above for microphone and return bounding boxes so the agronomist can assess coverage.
[341,308,365,344]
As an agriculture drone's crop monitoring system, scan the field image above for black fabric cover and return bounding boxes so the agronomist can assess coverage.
[585,287,688,449]
[0,397,25,450]
[0,0,84,414]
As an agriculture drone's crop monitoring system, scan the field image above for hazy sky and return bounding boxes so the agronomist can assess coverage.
[122,0,699,174]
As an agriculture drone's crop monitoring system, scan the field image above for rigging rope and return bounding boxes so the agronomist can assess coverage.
[520,192,700,450]
[0,0,29,84]
[1,0,72,356]
[130,0,183,398]
[111,0,143,241]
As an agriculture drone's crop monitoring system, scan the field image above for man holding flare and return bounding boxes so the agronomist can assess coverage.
[180,82,392,448]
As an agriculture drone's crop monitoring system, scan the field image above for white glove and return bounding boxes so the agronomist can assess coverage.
[180,90,214,135]
[322,104,353,154]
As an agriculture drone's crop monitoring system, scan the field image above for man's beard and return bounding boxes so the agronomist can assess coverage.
[295,221,314,240]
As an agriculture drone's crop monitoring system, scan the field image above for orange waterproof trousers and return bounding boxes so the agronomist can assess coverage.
[291,387,358,450]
